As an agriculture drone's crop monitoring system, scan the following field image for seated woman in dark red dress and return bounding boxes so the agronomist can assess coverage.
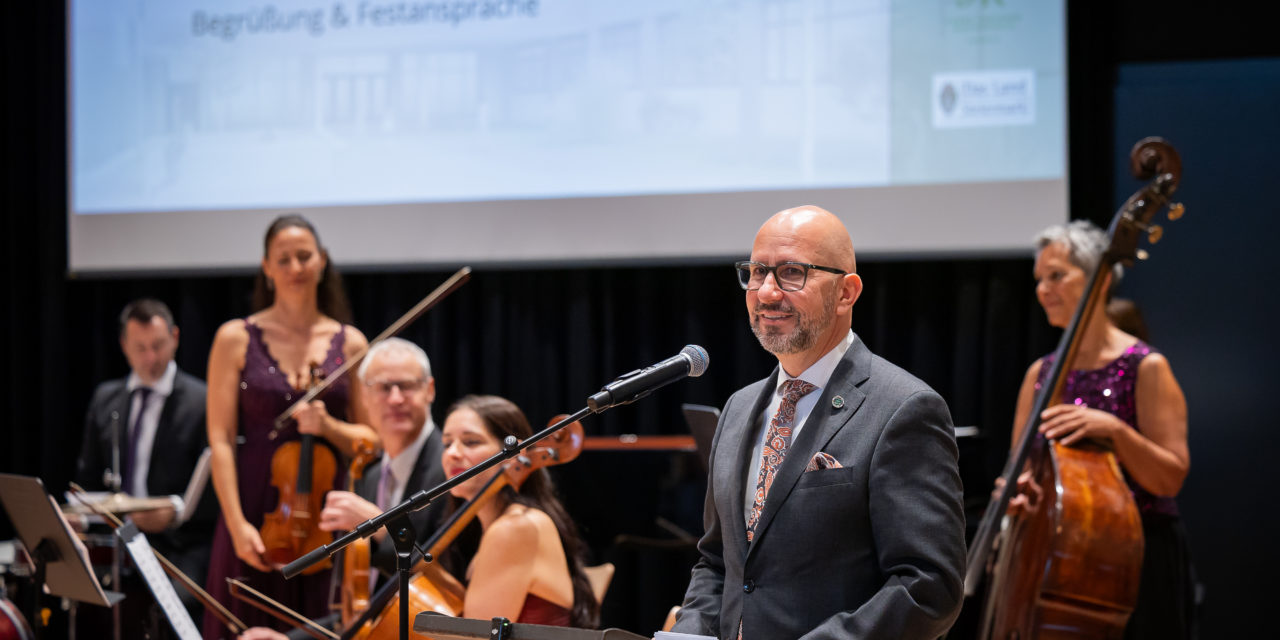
[439,394,599,628]
[237,394,598,640]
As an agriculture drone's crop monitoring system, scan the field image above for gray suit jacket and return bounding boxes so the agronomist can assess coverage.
[672,336,966,639]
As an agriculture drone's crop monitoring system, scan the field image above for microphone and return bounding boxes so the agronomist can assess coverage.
[587,345,709,412]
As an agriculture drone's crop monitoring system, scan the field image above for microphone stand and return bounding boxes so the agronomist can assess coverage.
[283,406,595,640]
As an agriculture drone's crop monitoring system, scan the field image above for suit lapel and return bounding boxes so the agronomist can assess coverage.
[405,430,443,494]
[724,372,779,554]
[746,340,872,556]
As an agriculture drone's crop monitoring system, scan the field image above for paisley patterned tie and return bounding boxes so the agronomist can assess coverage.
[746,378,816,542]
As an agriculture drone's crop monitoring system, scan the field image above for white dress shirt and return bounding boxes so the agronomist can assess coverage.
[742,330,855,524]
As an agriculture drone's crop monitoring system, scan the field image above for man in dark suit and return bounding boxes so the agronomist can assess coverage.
[671,207,966,639]
[75,298,215,623]
[319,336,450,580]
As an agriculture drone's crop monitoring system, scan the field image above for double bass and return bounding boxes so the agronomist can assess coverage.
[965,138,1185,638]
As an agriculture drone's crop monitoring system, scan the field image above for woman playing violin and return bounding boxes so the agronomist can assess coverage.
[441,395,599,628]
[204,214,378,638]
[1013,220,1194,638]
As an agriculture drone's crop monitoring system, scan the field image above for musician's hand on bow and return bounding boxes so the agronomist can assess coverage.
[319,490,381,532]
[293,399,331,438]
[995,469,1042,517]
[1038,403,1126,447]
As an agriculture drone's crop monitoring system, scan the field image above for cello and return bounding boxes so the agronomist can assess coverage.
[965,138,1185,638]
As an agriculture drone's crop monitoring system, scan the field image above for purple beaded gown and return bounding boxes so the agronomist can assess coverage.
[1035,340,1195,639]
[202,321,349,639]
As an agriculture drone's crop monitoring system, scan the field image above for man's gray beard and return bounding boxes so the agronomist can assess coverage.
[750,287,837,355]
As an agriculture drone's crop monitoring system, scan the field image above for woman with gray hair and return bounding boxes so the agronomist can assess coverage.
[1010,219,1195,638]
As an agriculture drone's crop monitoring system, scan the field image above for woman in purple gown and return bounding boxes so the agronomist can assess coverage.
[1013,220,1195,639]
[203,214,377,638]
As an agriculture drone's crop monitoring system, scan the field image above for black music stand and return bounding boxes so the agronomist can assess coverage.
[680,403,719,473]
[413,613,648,640]
[0,474,123,640]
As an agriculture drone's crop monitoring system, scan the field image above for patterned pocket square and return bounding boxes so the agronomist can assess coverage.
[805,451,843,471]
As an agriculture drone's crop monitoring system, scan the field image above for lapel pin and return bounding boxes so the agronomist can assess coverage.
[831,395,845,409]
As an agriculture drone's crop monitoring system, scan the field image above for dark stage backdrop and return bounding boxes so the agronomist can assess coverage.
[8,257,1052,632]
[4,0,1279,636]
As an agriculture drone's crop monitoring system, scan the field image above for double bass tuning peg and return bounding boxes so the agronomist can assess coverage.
[1147,224,1164,244]
[1167,202,1185,221]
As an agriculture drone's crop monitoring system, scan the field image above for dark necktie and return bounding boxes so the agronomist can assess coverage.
[376,464,395,511]
[745,378,816,542]
[121,387,152,495]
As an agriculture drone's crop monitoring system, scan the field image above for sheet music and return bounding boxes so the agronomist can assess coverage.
[117,522,201,640]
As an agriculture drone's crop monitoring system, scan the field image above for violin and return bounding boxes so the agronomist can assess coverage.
[261,363,339,573]
[965,138,1185,638]
[344,415,586,640]
[338,439,379,627]
[66,483,249,637]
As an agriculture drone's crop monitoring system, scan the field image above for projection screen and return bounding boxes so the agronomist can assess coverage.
[68,0,1066,273]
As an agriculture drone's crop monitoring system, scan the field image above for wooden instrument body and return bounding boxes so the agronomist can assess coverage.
[969,138,1184,639]
[348,417,584,639]
[261,435,338,573]
[339,440,379,627]
[982,442,1144,638]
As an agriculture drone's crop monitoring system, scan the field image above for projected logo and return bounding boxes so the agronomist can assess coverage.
[932,70,1035,129]
[939,83,958,115]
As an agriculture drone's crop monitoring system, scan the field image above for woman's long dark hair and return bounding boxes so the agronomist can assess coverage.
[444,395,600,629]
[251,213,352,324]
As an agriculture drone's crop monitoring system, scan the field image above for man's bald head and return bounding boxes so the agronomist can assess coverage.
[747,205,864,375]
[755,206,857,274]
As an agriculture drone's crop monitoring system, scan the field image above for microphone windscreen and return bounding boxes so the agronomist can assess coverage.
[682,345,710,377]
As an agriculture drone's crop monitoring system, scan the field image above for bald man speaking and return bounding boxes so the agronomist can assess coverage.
[671,207,965,639]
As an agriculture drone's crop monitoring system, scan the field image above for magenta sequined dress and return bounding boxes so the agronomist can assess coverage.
[1034,340,1177,517]
[202,321,350,639]
[1035,340,1195,638]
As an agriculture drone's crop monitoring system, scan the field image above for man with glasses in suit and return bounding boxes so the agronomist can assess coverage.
[671,206,966,639]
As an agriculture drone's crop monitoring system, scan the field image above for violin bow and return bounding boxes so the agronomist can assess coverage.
[271,266,472,433]
[66,483,248,635]
[227,578,338,640]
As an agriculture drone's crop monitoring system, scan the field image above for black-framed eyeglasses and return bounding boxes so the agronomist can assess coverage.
[734,261,846,292]
[366,378,426,397]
